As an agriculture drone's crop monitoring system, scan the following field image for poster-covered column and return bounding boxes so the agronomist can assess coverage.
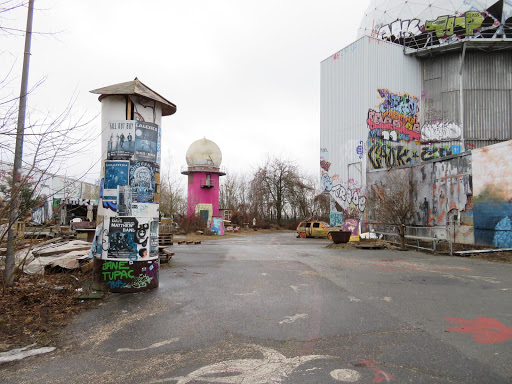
[94,120,161,293]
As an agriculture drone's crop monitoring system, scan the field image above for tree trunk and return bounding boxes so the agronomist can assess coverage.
[399,224,406,251]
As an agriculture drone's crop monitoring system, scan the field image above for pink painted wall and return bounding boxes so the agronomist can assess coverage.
[187,171,221,217]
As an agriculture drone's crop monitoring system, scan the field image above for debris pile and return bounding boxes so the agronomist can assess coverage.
[0,237,93,275]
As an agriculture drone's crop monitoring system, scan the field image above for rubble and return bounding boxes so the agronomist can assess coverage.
[0,238,93,275]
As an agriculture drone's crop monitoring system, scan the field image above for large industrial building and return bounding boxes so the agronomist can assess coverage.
[320,0,512,246]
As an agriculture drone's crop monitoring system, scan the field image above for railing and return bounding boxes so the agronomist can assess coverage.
[199,179,215,188]
[180,165,227,174]
[370,224,452,254]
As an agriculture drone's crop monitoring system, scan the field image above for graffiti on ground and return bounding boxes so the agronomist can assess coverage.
[159,345,333,383]
[152,345,395,383]
[444,317,512,344]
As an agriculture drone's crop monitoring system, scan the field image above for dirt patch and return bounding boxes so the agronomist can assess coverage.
[178,228,294,242]
[326,238,397,250]
[0,272,101,352]
[468,251,512,264]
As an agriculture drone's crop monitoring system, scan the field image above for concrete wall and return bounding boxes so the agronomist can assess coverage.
[472,140,512,247]
[320,36,422,224]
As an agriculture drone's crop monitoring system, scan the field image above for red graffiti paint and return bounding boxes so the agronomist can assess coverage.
[444,317,512,344]
[359,360,394,383]
[374,370,395,383]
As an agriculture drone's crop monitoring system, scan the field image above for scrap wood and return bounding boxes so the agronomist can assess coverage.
[24,250,91,275]
[33,240,91,257]
[45,251,91,273]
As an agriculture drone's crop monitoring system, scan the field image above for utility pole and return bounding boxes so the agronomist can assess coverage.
[4,0,35,287]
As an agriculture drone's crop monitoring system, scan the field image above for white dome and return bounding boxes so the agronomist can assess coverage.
[358,0,502,39]
[186,138,222,167]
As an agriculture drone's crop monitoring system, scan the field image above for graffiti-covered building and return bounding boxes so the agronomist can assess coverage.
[320,0,512,246]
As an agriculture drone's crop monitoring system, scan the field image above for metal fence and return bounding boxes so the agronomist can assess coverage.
[370,224,453,254]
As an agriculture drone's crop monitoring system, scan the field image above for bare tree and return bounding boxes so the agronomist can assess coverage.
[367,170,415,250]
[287,173,316,220]
[312,193,330,222]
[249,155,302,226]
[159,163,186,220]
[1,1,97,286]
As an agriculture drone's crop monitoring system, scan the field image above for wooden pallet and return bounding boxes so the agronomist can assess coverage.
[159,248,175,263]
[159,233,173,246]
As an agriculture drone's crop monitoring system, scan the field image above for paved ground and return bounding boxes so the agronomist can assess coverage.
[2,233,512,383]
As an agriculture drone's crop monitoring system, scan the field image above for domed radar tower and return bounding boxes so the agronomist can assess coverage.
[182,138,225,224]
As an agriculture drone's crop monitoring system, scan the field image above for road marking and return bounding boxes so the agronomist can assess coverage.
[383,297,393,302]
[116,338,179,352]
[279,313,309,324]
[234,291,257,296]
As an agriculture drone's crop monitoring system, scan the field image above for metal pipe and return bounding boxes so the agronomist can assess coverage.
[459,42,466,151]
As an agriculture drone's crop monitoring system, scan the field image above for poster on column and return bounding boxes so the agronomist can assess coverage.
[150,219,159,258]
[103,160,129,200]
[117,185,132,216]
[107,120,135,160]
[156,124,162,166]
[129,161,156,203]
[134,122,159,162]
[103,216,154,260]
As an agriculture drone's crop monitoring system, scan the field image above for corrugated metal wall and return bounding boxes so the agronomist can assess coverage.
[320,36,422,222]
[421,50,512,149]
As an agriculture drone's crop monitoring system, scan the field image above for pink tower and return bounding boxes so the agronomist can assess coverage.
[181,138,225,224]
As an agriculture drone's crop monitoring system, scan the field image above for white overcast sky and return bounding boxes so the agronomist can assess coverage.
[1,0,369,183]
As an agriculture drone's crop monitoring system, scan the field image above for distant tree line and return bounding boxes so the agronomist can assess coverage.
[160,155,330,230]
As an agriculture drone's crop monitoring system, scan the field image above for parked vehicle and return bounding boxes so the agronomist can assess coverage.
[296,220,343,239]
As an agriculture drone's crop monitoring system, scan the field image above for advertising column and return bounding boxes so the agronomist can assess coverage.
[95,120,161,292]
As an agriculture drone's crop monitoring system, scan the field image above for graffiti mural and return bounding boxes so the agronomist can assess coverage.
[330,211,343,227]
[98,259,159,292]
[421,144,462,161]
[424,12,499,39]
[421,121,462,143]
[367,89,420,143]
[376,7,502,48]
[472,141,512,247]
[368,141,416,170]
[320,147,331,172]
[330,179,366,217]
